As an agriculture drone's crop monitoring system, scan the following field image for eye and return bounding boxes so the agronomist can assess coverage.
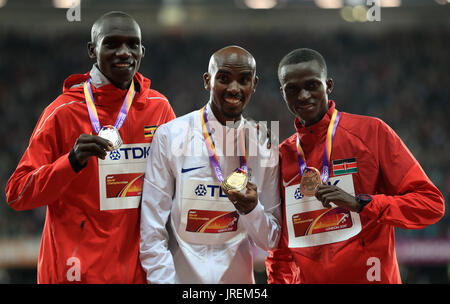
[284,85,299,95]
[240,76,252,85]
[217,74,229,83]
[307,81,320,90]
[128,39,140,49]
[102,39,117,49]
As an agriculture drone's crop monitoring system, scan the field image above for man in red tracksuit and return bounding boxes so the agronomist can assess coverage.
[265,48,445,284]
[5,12,175,283]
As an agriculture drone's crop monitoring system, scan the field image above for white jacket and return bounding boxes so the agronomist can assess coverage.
[140,104,281,283]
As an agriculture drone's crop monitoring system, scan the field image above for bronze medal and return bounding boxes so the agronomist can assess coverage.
[98,125,123,151]
[299,167,322,197]
[222,170,248,192]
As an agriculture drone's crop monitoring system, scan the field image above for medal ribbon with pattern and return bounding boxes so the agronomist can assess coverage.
[83,78,136,134]
[200,105,248,183]
[296,109,340,183]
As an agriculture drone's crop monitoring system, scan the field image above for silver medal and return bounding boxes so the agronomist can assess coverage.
[98,125,122,150]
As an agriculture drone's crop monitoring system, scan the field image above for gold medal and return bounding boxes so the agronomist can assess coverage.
[98,125,122,151]
[222,170,248,192]
[299,167,322,196]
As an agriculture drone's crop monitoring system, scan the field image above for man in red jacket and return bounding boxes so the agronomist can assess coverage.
[265,48,445,284]
[5,11,175,283]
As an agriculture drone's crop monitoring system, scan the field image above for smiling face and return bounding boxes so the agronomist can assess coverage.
[279,60,333,126]
[203,46,258,125]
[88,14,144,90]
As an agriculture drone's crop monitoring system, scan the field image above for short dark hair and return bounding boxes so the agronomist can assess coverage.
[91,11,138,43]
[278,48,327,83]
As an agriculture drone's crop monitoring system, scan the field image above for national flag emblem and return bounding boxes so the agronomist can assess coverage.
[332,158,357,176]
[144,125,157,139]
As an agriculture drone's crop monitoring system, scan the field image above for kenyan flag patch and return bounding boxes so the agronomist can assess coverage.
[332,158,357,176]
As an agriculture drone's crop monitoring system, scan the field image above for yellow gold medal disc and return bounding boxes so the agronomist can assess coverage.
[222,170,248,192]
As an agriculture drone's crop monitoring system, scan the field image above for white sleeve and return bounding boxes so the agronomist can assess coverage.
[139,125,177,284]
[239,157,282,251]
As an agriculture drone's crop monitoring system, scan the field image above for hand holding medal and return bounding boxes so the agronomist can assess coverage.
[72,133,114,165]
[222,181,258,215]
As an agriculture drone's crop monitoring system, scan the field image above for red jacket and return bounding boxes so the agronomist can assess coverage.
[5,68,176,283]
[266,101,444,284]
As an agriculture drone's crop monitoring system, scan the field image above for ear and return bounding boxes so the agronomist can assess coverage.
[326,78,334,95]
[87,41,96,59]
[203,72,211,91]
[252,75,259,92]
[141,45,146,58]
[279,85,286,99]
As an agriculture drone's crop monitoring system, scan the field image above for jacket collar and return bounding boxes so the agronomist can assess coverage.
[295,100,336,139]
[89,64,111,88]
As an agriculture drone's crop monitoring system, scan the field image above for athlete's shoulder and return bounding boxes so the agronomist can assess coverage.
[145,89,170,104]
[339,112,390,134]
[42,90,85,120]
[164,109,197,128]
[137,72,169,103]
[337,111,399,149]
[154,109,198,137]
[279,132,297,153]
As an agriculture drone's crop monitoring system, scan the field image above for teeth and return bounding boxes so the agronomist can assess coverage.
[225,97,241,104]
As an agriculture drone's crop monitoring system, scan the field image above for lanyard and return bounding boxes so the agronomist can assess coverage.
[296,109,340,183]
[200,105,248,182]
[83,78,135,133]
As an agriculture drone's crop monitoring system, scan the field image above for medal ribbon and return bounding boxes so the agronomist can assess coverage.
[83,78,136,134]
[296,109,340,183]
[200,105,248,183]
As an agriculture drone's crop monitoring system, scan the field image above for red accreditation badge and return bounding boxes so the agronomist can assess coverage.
[292,207,353,237]
[186,209,239,233]
[105,173,144,198]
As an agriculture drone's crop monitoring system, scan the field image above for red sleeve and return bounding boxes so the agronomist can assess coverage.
[147,90,176,124]
[5,102,79,211]
[360,120,445,228]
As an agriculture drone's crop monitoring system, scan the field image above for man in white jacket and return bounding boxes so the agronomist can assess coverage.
[139,45,281,283]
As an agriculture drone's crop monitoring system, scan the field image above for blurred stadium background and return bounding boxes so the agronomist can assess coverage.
[0,0,449,284]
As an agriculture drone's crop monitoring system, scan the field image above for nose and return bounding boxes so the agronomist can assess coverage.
[227,81,240,95]
[115,44,131,58]
[298,89,311,101]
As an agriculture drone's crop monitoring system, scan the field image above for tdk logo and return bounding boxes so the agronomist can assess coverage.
[110,150,121,160]
[194,184,207,196]
[294,188,303,200]
[194,184,228,198]
[109,146,150,161]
